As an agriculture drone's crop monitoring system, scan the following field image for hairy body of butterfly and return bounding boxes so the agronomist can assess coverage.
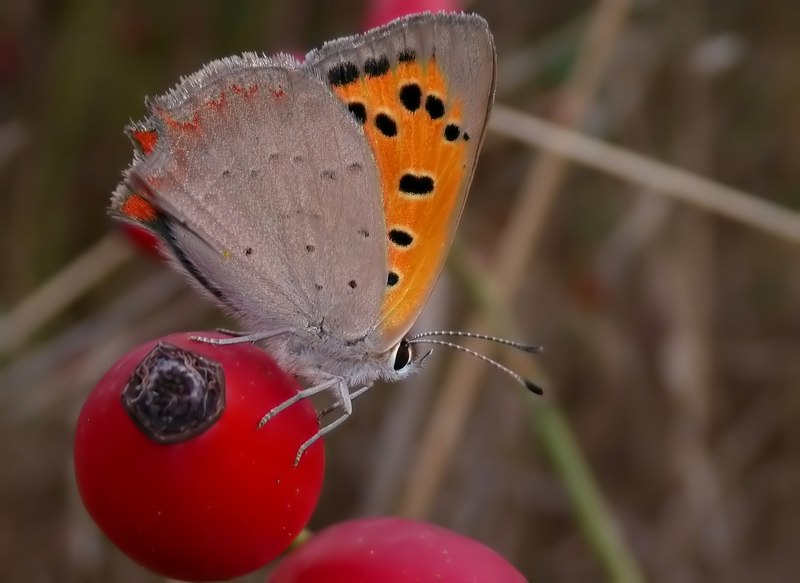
[110,13,538,463]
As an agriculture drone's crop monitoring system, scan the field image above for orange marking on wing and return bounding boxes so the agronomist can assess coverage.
[231,83,258,98]
[131,129,159,156]
[206,90,226,110]
[157,108,200,130]
[120,193,158,222]
[332,58,469,343]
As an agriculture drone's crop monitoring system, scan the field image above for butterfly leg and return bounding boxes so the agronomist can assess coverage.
[317,383,375,420]
[295,379,361,465]
[212,327,248,336]
[256,377,338,429]
[191,328,293,345]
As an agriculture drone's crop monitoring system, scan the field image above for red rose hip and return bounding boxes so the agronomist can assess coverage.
[267,517,527,582]
[74,332,325,581]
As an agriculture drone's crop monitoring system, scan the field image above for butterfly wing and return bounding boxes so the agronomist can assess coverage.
[111,55,388,342]
[304,13,496,350]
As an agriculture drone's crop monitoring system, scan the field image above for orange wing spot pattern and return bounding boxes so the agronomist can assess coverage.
[157,108,200,131]
[120,193,158,223]
[331,56,469,337]
[231,83,258,98]
[130,128,159,156]
[206,90,227,110]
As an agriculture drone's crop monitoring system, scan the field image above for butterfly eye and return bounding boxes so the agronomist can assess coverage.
[390,339,412,372]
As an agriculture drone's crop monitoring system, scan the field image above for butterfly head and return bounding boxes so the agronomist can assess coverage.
[377,337,431,383]
[271,330,427,388]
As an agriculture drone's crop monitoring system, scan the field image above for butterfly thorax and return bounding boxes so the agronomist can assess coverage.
[262,329,419,388]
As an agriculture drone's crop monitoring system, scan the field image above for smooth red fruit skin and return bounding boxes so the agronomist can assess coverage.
[74,332,324,582]
[118,223,163,260]
[364,1,463,29]
[267,517,527,583]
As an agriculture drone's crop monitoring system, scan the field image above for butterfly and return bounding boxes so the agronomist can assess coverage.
[110,12,541,462]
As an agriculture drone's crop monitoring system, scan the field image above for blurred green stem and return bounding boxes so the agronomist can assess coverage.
[288,527,313,550]
[531,400,643,583]
[450,245,644,583]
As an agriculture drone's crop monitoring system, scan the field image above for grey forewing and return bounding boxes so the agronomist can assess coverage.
[124,58,387,341]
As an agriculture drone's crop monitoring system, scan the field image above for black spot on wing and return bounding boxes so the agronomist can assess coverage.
[389,229,413,247]
[398,50,415,63]
[347,102,367,124]
[399,84,422,112]
[364,55,390,77]
[328,62,360,86]
[425,95,445,120]
[444,124,460,141]
[375,113,397,137]
[399,174,434,195]
[387,271,399,287]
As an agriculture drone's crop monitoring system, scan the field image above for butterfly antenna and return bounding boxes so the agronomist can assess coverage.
[408,339,544,395]
[409,330,542,354]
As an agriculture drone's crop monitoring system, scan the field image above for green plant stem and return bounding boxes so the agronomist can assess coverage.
[530,400,644,583]
[449,243,644,583]
[288,528,313,550]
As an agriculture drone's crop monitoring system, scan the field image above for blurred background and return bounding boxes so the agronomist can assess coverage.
[2,0,799,581]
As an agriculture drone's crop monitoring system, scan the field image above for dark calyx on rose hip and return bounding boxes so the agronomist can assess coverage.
[122,342,225,443]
